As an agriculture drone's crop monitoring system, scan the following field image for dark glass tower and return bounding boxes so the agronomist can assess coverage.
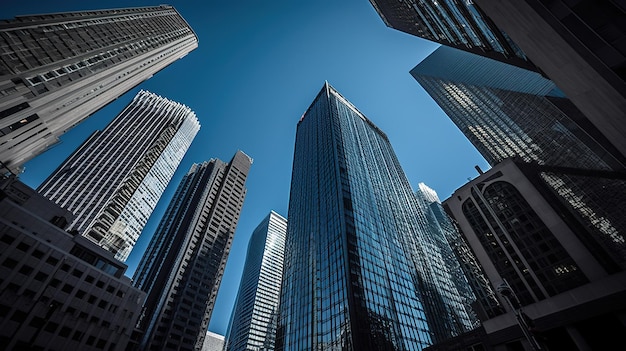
[225,211,287,351]
[132,151,252,351]
[410,45,625,171]
[411,46,626,275]
[0,6,197,173]
[368,0,533,71]
[277,83,474,350]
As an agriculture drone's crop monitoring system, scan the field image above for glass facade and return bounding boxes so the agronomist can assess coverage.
[369,0,532,70]
[416,183,501,322]
[411,46,626,276]
[225,211,287,351]
[0,6,198,173]
[278,83,474,350]
[411,45,624,171]
[38,90,199,261]
[133,151,252,351]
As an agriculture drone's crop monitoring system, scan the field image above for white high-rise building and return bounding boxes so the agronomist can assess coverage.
[225,211,287,351]
[37,90,200,261]
[0,5,198,173]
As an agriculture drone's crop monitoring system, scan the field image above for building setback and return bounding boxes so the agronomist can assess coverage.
[132,151,252,351]
[225,210,287,351]
[277,83,474,350]
[37,90,199,262]
[439,158,626,350]
[0,5,198,173]
[0,176,145,351]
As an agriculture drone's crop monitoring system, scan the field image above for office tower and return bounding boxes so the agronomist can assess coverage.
[37,90,199,262]
[440,158,626,350]
[132,151,252,351]
[202,331,226,351]
[0,5,198,173]
[412,46,626,281]
[368,0,533,71]
[225,211,287,351]
[0,176,145,351]
[410,45,625,171]
[415,183,501,323]
[473,0,626,163]
[277,82,474,350]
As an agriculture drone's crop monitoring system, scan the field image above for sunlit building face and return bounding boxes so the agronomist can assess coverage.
[0,5,198,173]
[37,90,199,261]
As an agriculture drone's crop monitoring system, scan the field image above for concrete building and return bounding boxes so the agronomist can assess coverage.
[132,151,252,351]
[0,175,145,351]
[438,158,626,350]
[0,5,198,173]
[37,90,199,262]
[370,0,626,169]
[225,211,287,351]
[202,331,225,351]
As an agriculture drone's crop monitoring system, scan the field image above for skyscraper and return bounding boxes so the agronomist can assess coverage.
[410,45,625,171]
[277,83,474,350]
[368,0,533,71]
[411,46,626,272]
[441,158,626,350]
[0,5,198,173]
[416,183,502,322]
[415,183,499,324]
[472,0,626,163]
[37,90,200,262]
[132,151,252,351]
[225,210,287,351]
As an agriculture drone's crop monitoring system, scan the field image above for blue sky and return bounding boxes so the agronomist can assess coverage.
[10,0,489,336]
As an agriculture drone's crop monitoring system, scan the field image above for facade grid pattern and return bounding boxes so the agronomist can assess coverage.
[225,211,287,351]
[132,151,252,351]
[37,90,199,261]
[278,83,474,351]
[0,5,198,173]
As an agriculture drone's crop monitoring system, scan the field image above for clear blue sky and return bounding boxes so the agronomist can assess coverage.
[10,0,489,336]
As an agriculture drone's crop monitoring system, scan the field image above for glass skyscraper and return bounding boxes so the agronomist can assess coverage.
[225,210,287,351]
[416,183,502,321]
[37,90,199,262]
[411,45,626,284]
[368,0,532,71]
[277,83,474,350]
[0,5,197,174]
[132,151,252,351]
[410,45,625,171]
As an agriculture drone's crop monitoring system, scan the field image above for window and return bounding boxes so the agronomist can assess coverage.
[2,258,17,269]
[59,326,72,337]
